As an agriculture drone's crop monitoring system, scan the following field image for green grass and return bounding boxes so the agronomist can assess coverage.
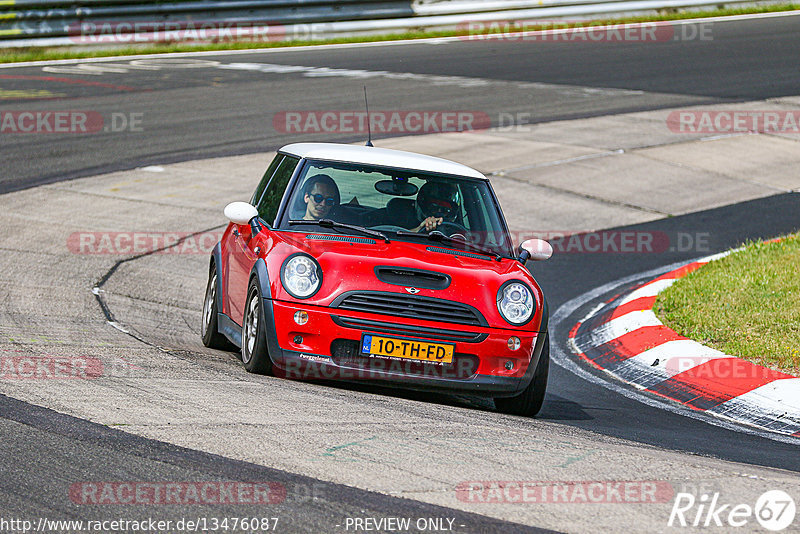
[0,3,797,64]
[655,233,800,376]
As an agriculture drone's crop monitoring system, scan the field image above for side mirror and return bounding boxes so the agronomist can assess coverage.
[518,238,553,263]
[224,202,262,236]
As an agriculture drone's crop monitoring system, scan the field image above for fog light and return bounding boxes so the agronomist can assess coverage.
[293,335,303,344]
[504,360,514,370]
[294,311,308,325]
[507,337,521,351]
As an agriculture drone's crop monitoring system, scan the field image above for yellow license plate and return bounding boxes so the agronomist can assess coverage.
[360,334,454,364]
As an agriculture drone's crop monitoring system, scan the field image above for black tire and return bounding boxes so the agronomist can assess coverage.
[241,279,273,375]
[201,267,232,350]
[494,333,549,417]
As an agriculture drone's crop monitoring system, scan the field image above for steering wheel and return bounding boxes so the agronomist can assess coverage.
[434,221,468,236]
[370,225,408,233]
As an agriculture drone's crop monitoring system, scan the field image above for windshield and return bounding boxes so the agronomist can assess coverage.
[277,159,514,257]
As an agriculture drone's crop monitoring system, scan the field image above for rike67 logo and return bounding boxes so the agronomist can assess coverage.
[669,490,796,531]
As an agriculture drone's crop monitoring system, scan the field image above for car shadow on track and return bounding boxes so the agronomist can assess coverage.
[298,378,496,412]
[536,394,594,421]
[290,377,594,421]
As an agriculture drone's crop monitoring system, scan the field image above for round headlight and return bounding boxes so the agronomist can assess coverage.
[281,254,322,299]
[497,281,535,325]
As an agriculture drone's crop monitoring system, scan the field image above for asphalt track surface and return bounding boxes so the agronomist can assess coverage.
[1,13,800,533]
[1,14,799,193]
[1,394,553,533]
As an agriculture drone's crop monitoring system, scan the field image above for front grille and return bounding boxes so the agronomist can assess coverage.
[331,339,479,380]
[332,291,485,326]
[331,315,487,343]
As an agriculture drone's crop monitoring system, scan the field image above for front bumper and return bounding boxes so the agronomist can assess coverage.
[265,299,546,396]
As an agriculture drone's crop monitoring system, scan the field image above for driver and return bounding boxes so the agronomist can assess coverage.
[409,181,460,233]
[302,174,340,220]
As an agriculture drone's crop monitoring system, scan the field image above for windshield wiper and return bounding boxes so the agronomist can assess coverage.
[289,219,390,243]
[395,230,502,261]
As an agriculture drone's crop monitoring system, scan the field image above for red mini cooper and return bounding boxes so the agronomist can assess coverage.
[202,143,553,416]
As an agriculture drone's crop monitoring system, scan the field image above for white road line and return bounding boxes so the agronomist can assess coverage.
[9,54,646,97]
[216,61,641,96]
[0,11,796,70]
[578,302,607,324]
[107,321,130,334]
[701,249,736,262]
[218,61,490,88]
[43,63,133,75]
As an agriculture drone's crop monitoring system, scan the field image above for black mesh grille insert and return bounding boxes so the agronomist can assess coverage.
[333,292,485,326]
[331,339,479,380]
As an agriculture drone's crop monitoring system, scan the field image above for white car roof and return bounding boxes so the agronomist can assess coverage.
[280,143,486,180]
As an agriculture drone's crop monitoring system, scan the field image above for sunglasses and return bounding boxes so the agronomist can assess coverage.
[427,199,456,217]
[308,193,337,206]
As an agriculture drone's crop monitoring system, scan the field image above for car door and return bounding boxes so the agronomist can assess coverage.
[225,154,299,323]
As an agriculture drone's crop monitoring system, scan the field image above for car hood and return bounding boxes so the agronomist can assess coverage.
[265,230,544,330]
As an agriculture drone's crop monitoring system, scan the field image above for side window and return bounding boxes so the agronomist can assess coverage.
[250,155,284,206]
[257,156,299,225]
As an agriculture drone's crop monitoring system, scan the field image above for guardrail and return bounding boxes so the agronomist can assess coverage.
[0,0,781,47]
[0,1,414,39]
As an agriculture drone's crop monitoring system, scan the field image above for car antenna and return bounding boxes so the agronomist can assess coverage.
[363,85,373,147]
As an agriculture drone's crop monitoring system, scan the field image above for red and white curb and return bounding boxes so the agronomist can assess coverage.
[568,251,800,437]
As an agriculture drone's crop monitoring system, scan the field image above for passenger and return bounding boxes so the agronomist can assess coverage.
[302,174,340,221]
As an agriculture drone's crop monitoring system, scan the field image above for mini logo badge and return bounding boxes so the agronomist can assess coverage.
[405,287,421,294]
